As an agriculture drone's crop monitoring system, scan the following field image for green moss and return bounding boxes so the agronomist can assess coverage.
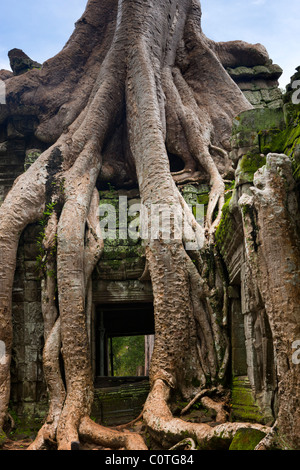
[283,102,300,125]
[6,408,44,442]
[260,125,300,155]
[215,196,234,248]
[102,244,143,260]
[230,377,267,424]
[197,193,209,205]
[239,153,266,180]
[229,428,266,450]
[24,150,41,172]
[256,102,300,181]
[232,107,285,136]
[102,259,123,270]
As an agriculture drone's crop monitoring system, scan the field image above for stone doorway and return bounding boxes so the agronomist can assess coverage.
[94,302,155,386]
[92,302,154,425]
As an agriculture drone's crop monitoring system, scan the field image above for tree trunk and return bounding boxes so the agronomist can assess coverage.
[0,0,280,449]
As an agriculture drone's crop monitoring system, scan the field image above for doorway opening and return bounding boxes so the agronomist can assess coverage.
[94,303,155,387]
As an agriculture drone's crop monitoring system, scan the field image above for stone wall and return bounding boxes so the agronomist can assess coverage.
[0,112,46,420]
[215,77,300,425]
[228,62,283,109]
[10,225,47,420]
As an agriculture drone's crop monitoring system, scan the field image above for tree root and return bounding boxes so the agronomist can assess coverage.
[169,438,197,450]
[113,411,144,431]
[254,421,278,450]
[143,379,270,450]
[78,416,147,450]
[180,388,217,415]
[200,396,228,424]
[162,66,227,235]
[27,318,65,450]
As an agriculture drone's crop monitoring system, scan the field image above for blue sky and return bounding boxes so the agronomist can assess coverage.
[0,0,299,88]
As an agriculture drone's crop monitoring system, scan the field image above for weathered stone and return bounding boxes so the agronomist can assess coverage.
[24,281,40,302]
[235,153,266,187]
[231,376,266,424]
[92,280,153,304]
[8,48,41,76]
[232,107,285,135]
[93,381,150,426]
[243,90,263,107]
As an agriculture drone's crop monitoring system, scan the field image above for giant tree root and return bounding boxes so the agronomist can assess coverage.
[143,380,270,450]
[78,416,147,450]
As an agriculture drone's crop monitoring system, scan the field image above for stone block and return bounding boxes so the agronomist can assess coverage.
[24,261,40,280]
[231,376,266,423]
[22,381,37,402]
[24,321,43,346]
[93,381,150,426]
[24,301,42,322]
[230,131,259,150]
[243,90,263,106]
[24,281,40,302]
[12,287,26,303]
[24,243,39,260]
[24,360,38,382]
[232,108,285,136]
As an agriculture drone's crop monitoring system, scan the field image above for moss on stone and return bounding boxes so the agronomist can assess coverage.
[257,104,300,181]
[230,376,267,424]
[5,407,44,442]
[232,107,285,135]
[238,153,266,181]
[215,195,234,249]
[229,428,266,450]
[260,125,300,155]
[197,193,209,205]
[93,382,150,426]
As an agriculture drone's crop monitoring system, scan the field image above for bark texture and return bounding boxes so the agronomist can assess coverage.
[240,154,300,449]
[0,0,282,450]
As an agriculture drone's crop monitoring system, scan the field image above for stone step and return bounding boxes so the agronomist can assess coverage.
[92,379,150,426]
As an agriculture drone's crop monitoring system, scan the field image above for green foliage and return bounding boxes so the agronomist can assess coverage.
[111,336,145,376]
[5,407,43,442]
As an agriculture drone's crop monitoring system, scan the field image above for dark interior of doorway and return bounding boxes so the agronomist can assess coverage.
[95,302,155,387]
